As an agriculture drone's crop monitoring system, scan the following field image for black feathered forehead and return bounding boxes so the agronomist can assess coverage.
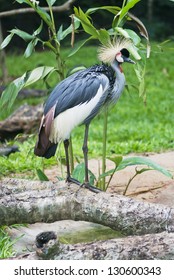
[120,48,130,58]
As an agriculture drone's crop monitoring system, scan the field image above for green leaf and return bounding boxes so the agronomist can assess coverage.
[26,0,52,28]
[57,25,63,41]
[88,169,96,185]
[57,18,80,41]
[99,169,115,179]
[116,156,173,179]
[67,66,86,77]
[86,6,121,15]
[134,62,146,97]
[107,156,123,167]
[24,66,55,87]
[0,78,25,111]
[10,28,34,41]
[74,7,99,37]
[72,162,96,184]
[46,0,57,6]
[128,12,151,58]
[0,33,14,50]
[72,163,85,183]
[68,36,94,57]
[0,66,55,112]
[34,6,51,27]
[24,38,39,58]
[15,0,28,3]
[33,20,43,36]
[100,156,173,180]
[118,28,141,45]
[36,169,49,181]
[118,0,141,24]
[97,29,110,45]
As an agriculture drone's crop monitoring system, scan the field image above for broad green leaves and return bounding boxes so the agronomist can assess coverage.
[86,6,121,16]
[36,169,49,181]
[68,36,94,57]
[73,3,150,60]
[72,163,96,185]
[116,156,173,178]
[116,0,141,27]
[0,66,55,113]
[0,22,43,58]
[0,29,32,51]
[74,7,113,45]
[57,18,81,42]
[74,7,100,38]
[101,156,173,179]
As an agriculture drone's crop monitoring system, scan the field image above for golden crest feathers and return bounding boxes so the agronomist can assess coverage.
[98,37,132,63]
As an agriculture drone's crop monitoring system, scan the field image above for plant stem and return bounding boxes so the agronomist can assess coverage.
[101,108,108,191]
[106,166,117,190]
[49,3,74,171]
[123,172,138,195]
[122,0,127,9]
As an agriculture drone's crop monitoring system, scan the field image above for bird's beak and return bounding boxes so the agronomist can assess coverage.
[123,56,136,64]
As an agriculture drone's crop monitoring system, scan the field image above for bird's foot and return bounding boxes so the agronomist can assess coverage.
[66,176,81,186]
[81,182,102,193]
[66,176,102,193]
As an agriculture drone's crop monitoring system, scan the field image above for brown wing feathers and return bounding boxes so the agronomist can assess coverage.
[34,105,56,157]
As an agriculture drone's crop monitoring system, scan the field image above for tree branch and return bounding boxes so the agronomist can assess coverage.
[1,178,174,235]
[0,0,76,18]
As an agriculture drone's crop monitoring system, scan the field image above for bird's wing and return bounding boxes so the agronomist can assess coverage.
[34,104,56,157]
[44,69,110,118]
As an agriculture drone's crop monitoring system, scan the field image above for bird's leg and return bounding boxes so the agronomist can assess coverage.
[83,123,89,184]
[82,124,101,193]
[63,139,80,185]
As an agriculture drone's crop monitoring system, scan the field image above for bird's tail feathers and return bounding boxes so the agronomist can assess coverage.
[42,143,58,159]
[34,105,57,159]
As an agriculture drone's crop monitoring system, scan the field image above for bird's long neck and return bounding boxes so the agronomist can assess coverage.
[110,60,126,104]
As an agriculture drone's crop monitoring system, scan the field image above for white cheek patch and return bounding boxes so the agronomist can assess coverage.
[116,53,124,63]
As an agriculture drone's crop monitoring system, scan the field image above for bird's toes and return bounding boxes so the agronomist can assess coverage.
[81,182,102,193]
[66,176,81,186]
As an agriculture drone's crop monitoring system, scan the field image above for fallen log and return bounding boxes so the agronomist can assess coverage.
[0,178,174,235]
[0,86,46,98]
[0,104,43,141]
[14,231,174,260]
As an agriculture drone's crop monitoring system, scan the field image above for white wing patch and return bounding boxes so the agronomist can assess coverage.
[49,83,108,143]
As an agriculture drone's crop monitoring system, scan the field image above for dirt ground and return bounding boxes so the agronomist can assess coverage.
[45,151,174,207]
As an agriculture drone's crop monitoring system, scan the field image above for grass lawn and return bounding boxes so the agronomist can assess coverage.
[0,43,174,178]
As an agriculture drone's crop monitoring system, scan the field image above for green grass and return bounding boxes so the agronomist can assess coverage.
[0,224,26,259]
[0,43,174,177]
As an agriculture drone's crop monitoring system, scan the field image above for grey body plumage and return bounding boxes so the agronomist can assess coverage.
[44,64,115,122]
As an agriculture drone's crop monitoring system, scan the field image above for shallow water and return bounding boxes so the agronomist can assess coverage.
[59,225,123,244]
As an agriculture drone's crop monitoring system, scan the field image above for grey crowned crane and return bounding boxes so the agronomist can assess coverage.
[34,38,135,192]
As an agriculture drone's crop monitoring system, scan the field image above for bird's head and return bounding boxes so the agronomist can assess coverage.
[115,48,135,64]
[98,37,135,66]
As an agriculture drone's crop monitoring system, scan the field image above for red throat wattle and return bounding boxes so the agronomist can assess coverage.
[119,65,123,73]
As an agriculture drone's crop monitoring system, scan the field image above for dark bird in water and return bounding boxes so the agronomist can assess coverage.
[34,38,135,192]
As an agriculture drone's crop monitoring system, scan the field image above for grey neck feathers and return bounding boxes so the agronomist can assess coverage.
[110,60,126,104]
